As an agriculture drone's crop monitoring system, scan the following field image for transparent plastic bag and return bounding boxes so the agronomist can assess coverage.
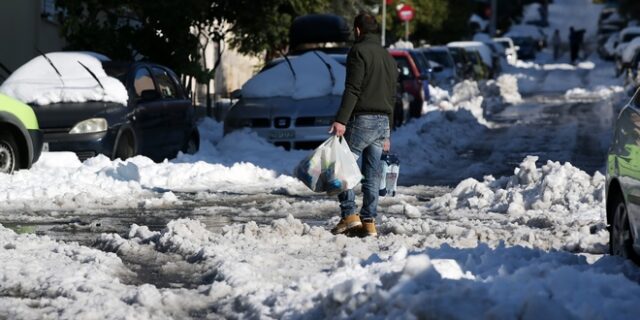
[294,136,362,195]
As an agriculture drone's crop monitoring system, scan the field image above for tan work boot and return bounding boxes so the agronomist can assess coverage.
[331,214,362,234]
[347,218,377,238]
[360,218,378,237]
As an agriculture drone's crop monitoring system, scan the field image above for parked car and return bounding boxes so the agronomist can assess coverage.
[420,46,461,88]
[389,49,428,119]
[448,41,495,78]
[0,93,43,173]
[493,37,519,64]
[614,27,640,62]
[600,32,621,60]
[1,52,199,162]
[447,46,476,80]
[505,24,547,50]
[606,88,640,263]
[510,36,538,60]
[397,49,433,105]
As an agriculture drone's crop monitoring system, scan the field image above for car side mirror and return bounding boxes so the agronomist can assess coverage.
[139,89,160,102]
[231,89,242,100]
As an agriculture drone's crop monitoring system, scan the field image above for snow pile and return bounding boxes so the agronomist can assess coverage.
[428,156,604,216]
[481,74,523,109]
[241,51,345,99]
[565,86,624,101]
[85,217,640,319]
[393,80,489,178]
[0,224,209,319]
[392,40,414,49]
[0,52,128,106]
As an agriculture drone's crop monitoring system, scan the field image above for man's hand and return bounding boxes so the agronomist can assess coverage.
[383,138,391,152]
[329,122,346,137]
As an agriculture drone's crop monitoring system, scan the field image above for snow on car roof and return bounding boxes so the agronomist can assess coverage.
[0,52,128,106]
[241,50,345,100]
[504,25,544,39]
[447,41,493,67]
[619,26,640,39]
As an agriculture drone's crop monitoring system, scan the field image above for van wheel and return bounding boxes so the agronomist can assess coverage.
[610,196,640,263]
[114,131,135,160]
[0,130,19,174]
[182,132,199,155]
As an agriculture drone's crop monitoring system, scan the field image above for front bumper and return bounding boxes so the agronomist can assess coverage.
[226,125,330,150]
[44,130,116,161]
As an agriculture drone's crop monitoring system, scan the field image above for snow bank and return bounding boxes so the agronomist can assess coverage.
[0,52,128,106]
[428,156,604,217]
[0,224,208,319]
[83,216,639,319]
[241,51,345,99]
[565,86,624,101]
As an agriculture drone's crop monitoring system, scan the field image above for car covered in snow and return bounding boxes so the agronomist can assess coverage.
[613,27,640,62]
[606,88,640,263]
[0,52,199,162]
[225,51,347,150]
[0,93,43,173]
[505,25,547,50]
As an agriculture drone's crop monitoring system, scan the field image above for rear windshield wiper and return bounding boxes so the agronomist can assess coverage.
[282,54,296,80]
[36,48,65,87]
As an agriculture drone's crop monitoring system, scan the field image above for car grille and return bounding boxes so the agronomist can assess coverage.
[294,141,323,150]
[251,118,270,128]
[274,117,291,128]
[75,151,97,162]
[41,127,71,134]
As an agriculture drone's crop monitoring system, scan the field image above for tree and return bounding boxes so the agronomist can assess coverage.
[226,0,329,59]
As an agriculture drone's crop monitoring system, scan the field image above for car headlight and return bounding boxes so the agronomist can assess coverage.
[69,118,108,134]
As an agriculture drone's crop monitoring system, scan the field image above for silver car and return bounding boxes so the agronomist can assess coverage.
[224,53,346,150]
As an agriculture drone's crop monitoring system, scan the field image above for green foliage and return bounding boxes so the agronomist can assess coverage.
[618,0,640,20]
[227,0,329,57]
[381,0,471,45]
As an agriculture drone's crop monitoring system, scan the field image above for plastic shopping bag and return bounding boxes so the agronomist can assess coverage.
[294,136,362,195]
[379,153,400,197]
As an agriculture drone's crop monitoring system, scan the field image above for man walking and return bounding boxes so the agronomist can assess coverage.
[329,12,398,237]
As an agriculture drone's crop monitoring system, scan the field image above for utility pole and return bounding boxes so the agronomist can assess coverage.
[381,0,386,46]
[490,0,497,36]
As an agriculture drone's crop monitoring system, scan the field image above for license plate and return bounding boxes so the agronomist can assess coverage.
[42,142,49,152]
[269,130,295,140]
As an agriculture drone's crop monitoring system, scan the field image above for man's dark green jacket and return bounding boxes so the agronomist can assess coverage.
[335,33,398,127]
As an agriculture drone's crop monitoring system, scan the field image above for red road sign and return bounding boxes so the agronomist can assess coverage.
[396,4,415,22]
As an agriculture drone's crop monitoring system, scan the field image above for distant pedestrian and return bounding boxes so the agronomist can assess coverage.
[552,29,561,60]
[569,27,578,63]
[329,12,398,238]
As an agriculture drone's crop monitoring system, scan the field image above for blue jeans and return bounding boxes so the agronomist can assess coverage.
[338,114,390,219]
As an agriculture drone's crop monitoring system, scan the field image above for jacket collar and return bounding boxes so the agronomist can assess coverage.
[357,33,381,44]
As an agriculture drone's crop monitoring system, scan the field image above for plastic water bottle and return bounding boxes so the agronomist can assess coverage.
[379,153,400,197]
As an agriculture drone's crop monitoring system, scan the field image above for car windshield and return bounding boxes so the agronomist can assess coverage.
[102,62,129,83]
[622,33,640,43]
[424,51,453,68]
[409,51,430,74]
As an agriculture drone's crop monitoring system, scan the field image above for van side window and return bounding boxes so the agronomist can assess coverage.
[134,68,156,97]
[152,67,178,99]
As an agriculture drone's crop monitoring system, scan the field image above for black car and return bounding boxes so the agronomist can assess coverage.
[511,36,538,60]
[33,61,199,162]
